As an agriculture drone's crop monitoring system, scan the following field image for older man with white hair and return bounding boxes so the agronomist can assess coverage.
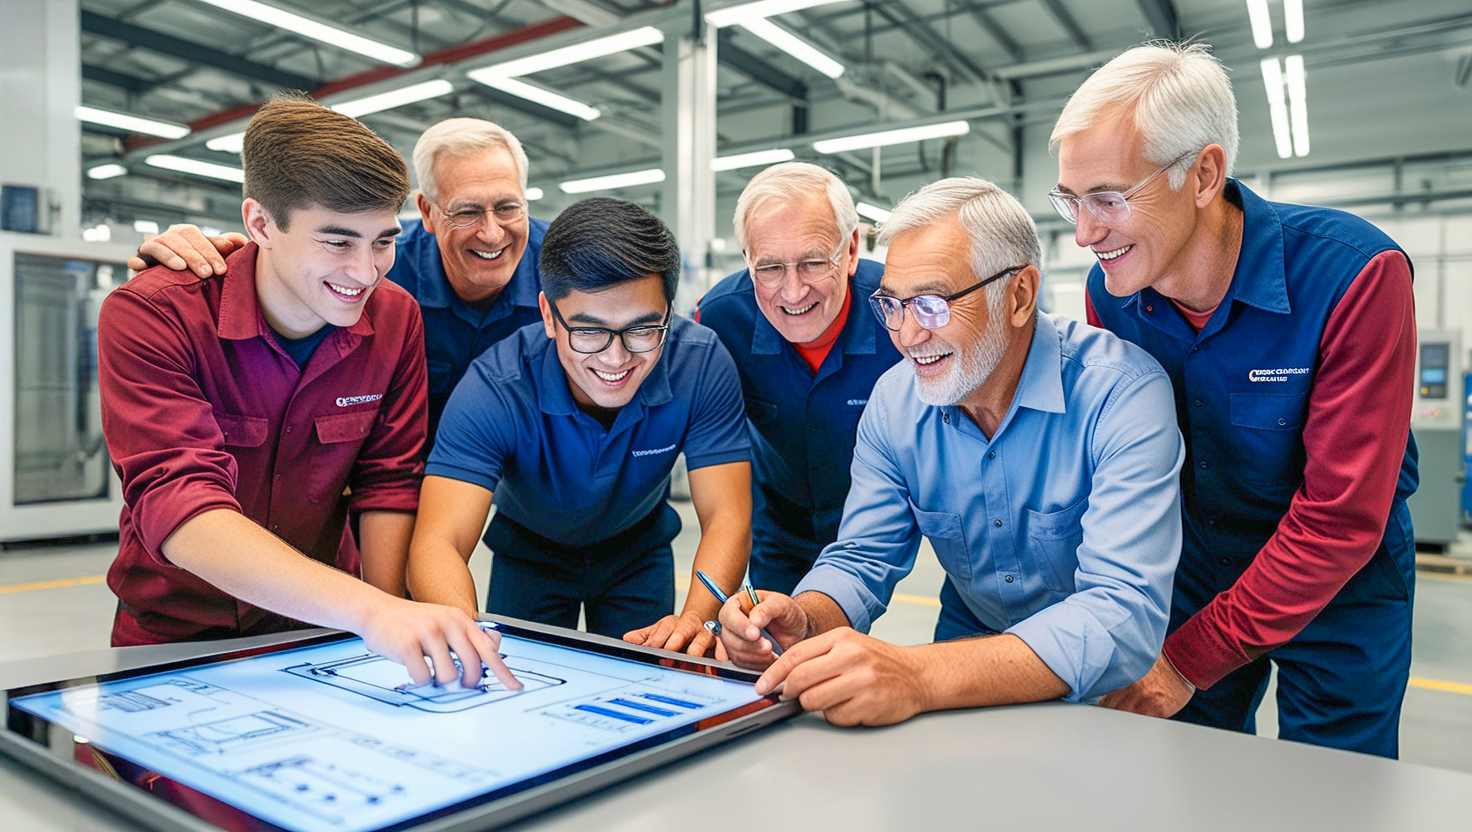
[696,162,901,595]
[716,177,1185,726]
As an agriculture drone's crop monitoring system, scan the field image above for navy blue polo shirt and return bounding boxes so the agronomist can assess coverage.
[426,316,751,548]
[389,217,548,434]
[697,259,901,559]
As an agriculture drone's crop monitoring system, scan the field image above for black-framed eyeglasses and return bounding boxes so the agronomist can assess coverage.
[869,266,1024,332]
[1046,151,1192,225]
[549,301,672,354]
[434,200,527,228]
[746,243,844,288]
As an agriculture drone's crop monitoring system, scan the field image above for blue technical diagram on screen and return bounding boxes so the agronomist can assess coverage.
[12,627,763,832]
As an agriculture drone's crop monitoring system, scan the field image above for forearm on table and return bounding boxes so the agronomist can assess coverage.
[916,634,1070,710]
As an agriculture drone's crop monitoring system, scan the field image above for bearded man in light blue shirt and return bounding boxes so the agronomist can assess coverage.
[716,177,1185,726]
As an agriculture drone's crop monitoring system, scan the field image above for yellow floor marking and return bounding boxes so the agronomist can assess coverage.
[1409,677,1472,696]
[0,574,107,595]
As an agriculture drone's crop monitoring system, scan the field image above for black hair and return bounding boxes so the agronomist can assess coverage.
[539,197,680,302]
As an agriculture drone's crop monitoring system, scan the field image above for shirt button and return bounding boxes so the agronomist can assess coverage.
[1206,517,1217,526]
[1218,557,1232,566]
[1189,345,1199,353]
[1004,575,1014,583]
[1145,305,1154,313]
[1277,418,1287,426]
[271,523,280,531]
[993,519,1003,527]
[1193,398,1203,407]
[285,426,293,433]
[988,451,996,459]
[942,412,951,424]
[1198,460,1210,469]
[274,474,282,482]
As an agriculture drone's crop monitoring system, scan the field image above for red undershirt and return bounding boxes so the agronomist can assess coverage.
[793,285,852,373]
[1170,299,1218,332]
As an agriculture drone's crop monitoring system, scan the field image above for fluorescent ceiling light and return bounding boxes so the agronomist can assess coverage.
[75,105,190,139]
[1260,58,1292,159]
[712,148,796,172]
[855,202,892,223]
[812,120,969,154]
[472,26,663,79]
[194,0,418,66]
[706,0,845,28]
[133,220,160,235]
[525,187,545,201]
[145,154,246,184]
[331,80,455,118]
[468,75,602,120]
[206,133,245,154]
[1245,0,1273,50]
[1284,55,1309,157]
[738,18,844,78]
[559,168,666,194]
[1285,0,1305,44]
[87,163,128,180]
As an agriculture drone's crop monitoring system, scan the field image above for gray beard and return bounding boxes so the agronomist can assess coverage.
[912,312,1009,407]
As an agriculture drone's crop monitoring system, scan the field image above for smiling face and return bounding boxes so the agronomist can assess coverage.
[246,200,400,339]
[879,218,1011,408]
[744,194,857,345]
[539,275,670,413]
[417,146,529,304]
[1055,109,1202,300]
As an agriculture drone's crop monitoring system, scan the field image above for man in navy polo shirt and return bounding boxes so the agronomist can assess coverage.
[129,117,545,438]
[1050,43,1417,757]
[407,197,753,656]
[697,162,901,594]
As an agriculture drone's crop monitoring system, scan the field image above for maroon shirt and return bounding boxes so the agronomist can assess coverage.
[99,243,428,645]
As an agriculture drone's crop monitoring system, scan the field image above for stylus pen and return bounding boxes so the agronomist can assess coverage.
[694,570,783,657]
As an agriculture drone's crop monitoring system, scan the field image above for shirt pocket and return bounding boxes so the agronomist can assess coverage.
[309,409,379,500]
[908,499,970,582]
[215,412,268,448]
[1227,391,1307,490]
[746,397,779,426]
[1024,497,1087,593]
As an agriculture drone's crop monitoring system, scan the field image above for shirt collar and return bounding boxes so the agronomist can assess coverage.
[1011,311,1066,415]
[1220,179,1291,315]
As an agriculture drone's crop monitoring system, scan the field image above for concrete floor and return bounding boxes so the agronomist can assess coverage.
[2,503,1470,774]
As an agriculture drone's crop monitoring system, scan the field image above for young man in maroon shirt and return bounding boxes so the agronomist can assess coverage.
[98,96,517,692]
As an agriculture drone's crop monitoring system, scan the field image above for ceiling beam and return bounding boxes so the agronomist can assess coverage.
[1036,0,1092,52]
[717,30,809,103]
[82,63,156,94]
[963,4,1022,64]
[869,2,995,85]
[1134,0,1182,40]
[79,10,319,90]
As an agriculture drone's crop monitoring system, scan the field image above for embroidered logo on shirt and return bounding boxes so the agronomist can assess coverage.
[631,443,677,458]
[336,394,385,407]
[847,398,868,407]
[1247,367,1311,383]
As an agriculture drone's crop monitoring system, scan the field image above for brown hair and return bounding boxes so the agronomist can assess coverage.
[242,95,409,229]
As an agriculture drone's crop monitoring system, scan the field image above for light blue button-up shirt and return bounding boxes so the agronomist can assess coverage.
[794,313,1184,701]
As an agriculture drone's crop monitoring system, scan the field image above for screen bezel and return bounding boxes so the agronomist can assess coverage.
[1,617,798,832]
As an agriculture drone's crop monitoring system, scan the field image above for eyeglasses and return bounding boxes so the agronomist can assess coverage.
[1046,152,1192,225]
[434,200,527,228]
[549,301,672,354]
[869,266,1024,332]
[747,244,844,287]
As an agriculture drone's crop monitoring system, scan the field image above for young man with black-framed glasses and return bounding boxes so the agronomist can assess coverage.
[406,197,753,658]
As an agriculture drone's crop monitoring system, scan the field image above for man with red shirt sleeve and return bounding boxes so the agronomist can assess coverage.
[99,96,517,693]
[1049,43,1415,757]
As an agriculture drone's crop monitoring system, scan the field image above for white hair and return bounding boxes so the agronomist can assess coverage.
[876,177,1040,309]
[733,161,859,252]
[1050,41,1238,189]
[412,117,529,203]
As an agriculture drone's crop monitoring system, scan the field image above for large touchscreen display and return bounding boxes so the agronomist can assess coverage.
[9,626,768,832]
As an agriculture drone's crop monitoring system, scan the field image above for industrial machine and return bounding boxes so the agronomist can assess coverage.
[1463,369,1472,528]
[1406,329,1465,549]
[0,233,132,544]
